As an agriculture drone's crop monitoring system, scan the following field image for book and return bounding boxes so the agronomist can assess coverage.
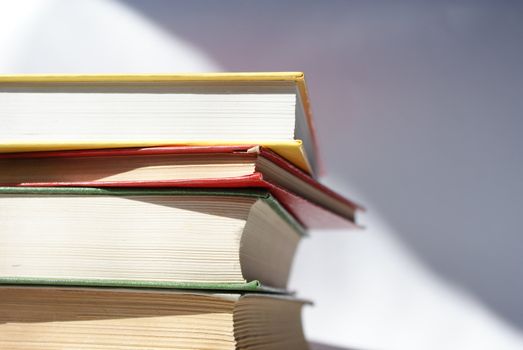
[0,145,362,229]
[0,286,309,350]
[0,72,318,175]
[0,187,304,291]
[0,71,355,349]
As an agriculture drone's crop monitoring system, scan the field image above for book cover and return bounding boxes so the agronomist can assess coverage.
[0,72,318,174]
[0,146,361,228]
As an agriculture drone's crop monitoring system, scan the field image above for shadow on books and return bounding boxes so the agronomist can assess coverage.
[309,341,361,350]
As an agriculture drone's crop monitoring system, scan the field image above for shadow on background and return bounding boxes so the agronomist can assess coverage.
[120,0,523,331]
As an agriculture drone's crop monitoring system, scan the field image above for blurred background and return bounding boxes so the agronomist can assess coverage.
[2,1,523,349]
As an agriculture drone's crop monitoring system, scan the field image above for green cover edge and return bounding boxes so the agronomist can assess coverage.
[0,186,306,235]
[0,186,270,198]
[262,195,307,236]
[0,277,286,293]
[0,187,305,287]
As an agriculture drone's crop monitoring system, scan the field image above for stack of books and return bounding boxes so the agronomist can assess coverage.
[0,72,361,349]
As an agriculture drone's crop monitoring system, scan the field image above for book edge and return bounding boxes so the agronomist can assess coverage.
[0,277,286,293]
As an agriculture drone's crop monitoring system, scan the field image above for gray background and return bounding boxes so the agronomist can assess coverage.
[122,0,523,329]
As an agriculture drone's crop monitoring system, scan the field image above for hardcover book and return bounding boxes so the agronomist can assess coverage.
[0,286,309,350]
[0,187,304,291]
[0,145,362,229]
[0,72,318,175]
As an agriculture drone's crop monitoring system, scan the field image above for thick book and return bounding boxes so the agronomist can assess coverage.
[0,145,362,229]
[0,286,309,350]
[0,187,305,291]
[0,72,318,175]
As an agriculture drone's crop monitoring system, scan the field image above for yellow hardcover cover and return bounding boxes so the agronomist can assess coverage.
[0,140,311,173]
[0,72,317,174]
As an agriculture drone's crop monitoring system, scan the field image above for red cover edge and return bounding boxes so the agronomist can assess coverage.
[4,174,358,229]
[4,174,266,189]
[1,145,362,210]
[0,145,256,159]
[1,146,361,229]
[261,181,361,229]
[259,148,365,211]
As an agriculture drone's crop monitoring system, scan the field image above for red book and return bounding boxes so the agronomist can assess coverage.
[0,146,362,229]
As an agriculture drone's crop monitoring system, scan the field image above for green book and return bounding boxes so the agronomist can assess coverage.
[0,187,305,292]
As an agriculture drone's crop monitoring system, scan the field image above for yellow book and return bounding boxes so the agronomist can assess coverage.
[0,72,318,174]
